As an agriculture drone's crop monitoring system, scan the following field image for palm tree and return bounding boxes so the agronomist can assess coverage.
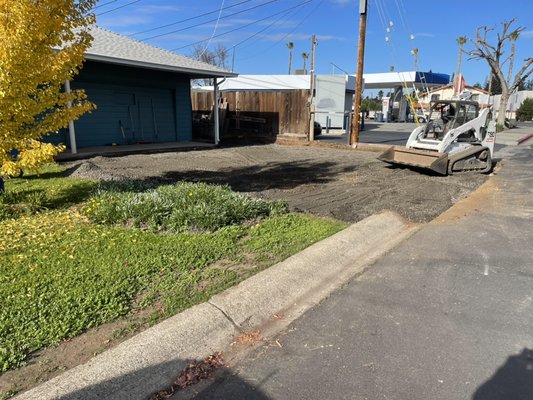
[301,52,309,74]
[389,65,395,72]
[507,30,520,84]
[455,36,467,93]
[286,42,294,75]
[410,48,419,71]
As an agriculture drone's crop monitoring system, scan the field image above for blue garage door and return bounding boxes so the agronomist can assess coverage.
[71,82,177,147]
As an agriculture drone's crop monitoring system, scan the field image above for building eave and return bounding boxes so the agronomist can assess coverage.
[84,53,238,78]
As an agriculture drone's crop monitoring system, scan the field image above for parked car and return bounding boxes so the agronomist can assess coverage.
[414,111,427,123]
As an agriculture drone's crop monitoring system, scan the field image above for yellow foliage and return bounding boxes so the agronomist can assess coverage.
[0,0,96,177]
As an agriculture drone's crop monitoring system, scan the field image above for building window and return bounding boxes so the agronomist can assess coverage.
[431,94,440,101]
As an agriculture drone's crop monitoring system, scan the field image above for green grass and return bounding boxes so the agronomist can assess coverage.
[0,165,96,221]
[243,214,346,264]
[0,165,347,373]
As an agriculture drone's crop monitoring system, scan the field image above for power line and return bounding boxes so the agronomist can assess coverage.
[373,0,419,108]
[92,0,119,11]
[96,0,143,16]
[393,0,408,33]
[198,0,226,57]
[230,6,297,70]
[171,0,313,52]
[238,0,325,62]
[374,0,387,38]
[263,0,324,49]
[140,0,281,42]
[396,0,414,38]
[331,62,350,75]
[129,0,254,37]
[233,7,295,48]
[377,0,391,27]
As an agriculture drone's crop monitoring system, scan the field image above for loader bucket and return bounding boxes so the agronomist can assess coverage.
[378,146,449,175]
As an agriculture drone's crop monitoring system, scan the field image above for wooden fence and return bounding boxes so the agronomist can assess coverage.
[191,90,310,138]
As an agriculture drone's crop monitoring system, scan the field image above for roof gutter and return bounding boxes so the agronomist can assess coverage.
[84,54,238,78]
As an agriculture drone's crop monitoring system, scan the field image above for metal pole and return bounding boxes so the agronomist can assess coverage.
[214,78,220,145]
[346,112,352,137]
[64,80,77,154]
[350,0,367,146]
[308,34,317,141]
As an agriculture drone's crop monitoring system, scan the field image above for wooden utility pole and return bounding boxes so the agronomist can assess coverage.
[350,0,368,145]
[308,34,317,141]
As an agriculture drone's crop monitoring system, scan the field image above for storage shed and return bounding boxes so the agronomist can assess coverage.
[49,27,236,152]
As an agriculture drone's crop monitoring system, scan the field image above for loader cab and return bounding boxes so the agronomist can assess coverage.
[455,102,479,126]
[425,100,479,139]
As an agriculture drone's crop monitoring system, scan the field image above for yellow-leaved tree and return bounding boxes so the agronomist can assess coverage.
[0,0,96,180]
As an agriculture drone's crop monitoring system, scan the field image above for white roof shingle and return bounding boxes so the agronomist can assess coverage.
[84,26,237,78]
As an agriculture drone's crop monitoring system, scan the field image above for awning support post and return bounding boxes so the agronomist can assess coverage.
[214,78,220,145]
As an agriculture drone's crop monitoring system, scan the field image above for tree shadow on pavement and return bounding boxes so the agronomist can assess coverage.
[156,160,357,192]
[472,348,533,400]
[192,368,277,400]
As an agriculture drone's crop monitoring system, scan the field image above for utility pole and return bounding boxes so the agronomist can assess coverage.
[350,0,368,145]
[308,34,317,141]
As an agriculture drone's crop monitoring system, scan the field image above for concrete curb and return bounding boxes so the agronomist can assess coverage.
[517,133,533,145]
[16,304,237,400]
[16,212,416,400]
[209,211,415,329]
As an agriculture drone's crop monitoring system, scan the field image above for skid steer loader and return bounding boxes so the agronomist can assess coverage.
[378,99,496,175]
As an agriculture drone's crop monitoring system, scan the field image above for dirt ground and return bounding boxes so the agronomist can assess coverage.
[1,144,489,398]
[65,144,488,224]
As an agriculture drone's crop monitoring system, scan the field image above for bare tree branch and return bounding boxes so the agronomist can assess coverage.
[511,58,533,92]
[464,18,530,125]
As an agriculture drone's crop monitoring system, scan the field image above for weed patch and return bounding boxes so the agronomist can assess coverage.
[83,182,288,232]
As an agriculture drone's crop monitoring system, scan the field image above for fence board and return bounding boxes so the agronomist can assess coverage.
[191,90,309,137]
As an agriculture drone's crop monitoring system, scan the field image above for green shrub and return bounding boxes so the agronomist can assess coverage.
[83,182,288,232]
[516,98,533,121]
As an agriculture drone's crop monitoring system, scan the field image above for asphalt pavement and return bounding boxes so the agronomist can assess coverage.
[189,139,533,399]
[316,121,416,146]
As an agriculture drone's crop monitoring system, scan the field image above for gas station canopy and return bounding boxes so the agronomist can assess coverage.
[352,71,450,90]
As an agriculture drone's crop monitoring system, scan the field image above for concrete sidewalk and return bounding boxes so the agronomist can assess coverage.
[494,122,533,146]
[16,212,417,400]
[192,144,533,399]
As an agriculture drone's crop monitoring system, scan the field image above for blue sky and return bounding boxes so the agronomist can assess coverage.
[94,0,533,88]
